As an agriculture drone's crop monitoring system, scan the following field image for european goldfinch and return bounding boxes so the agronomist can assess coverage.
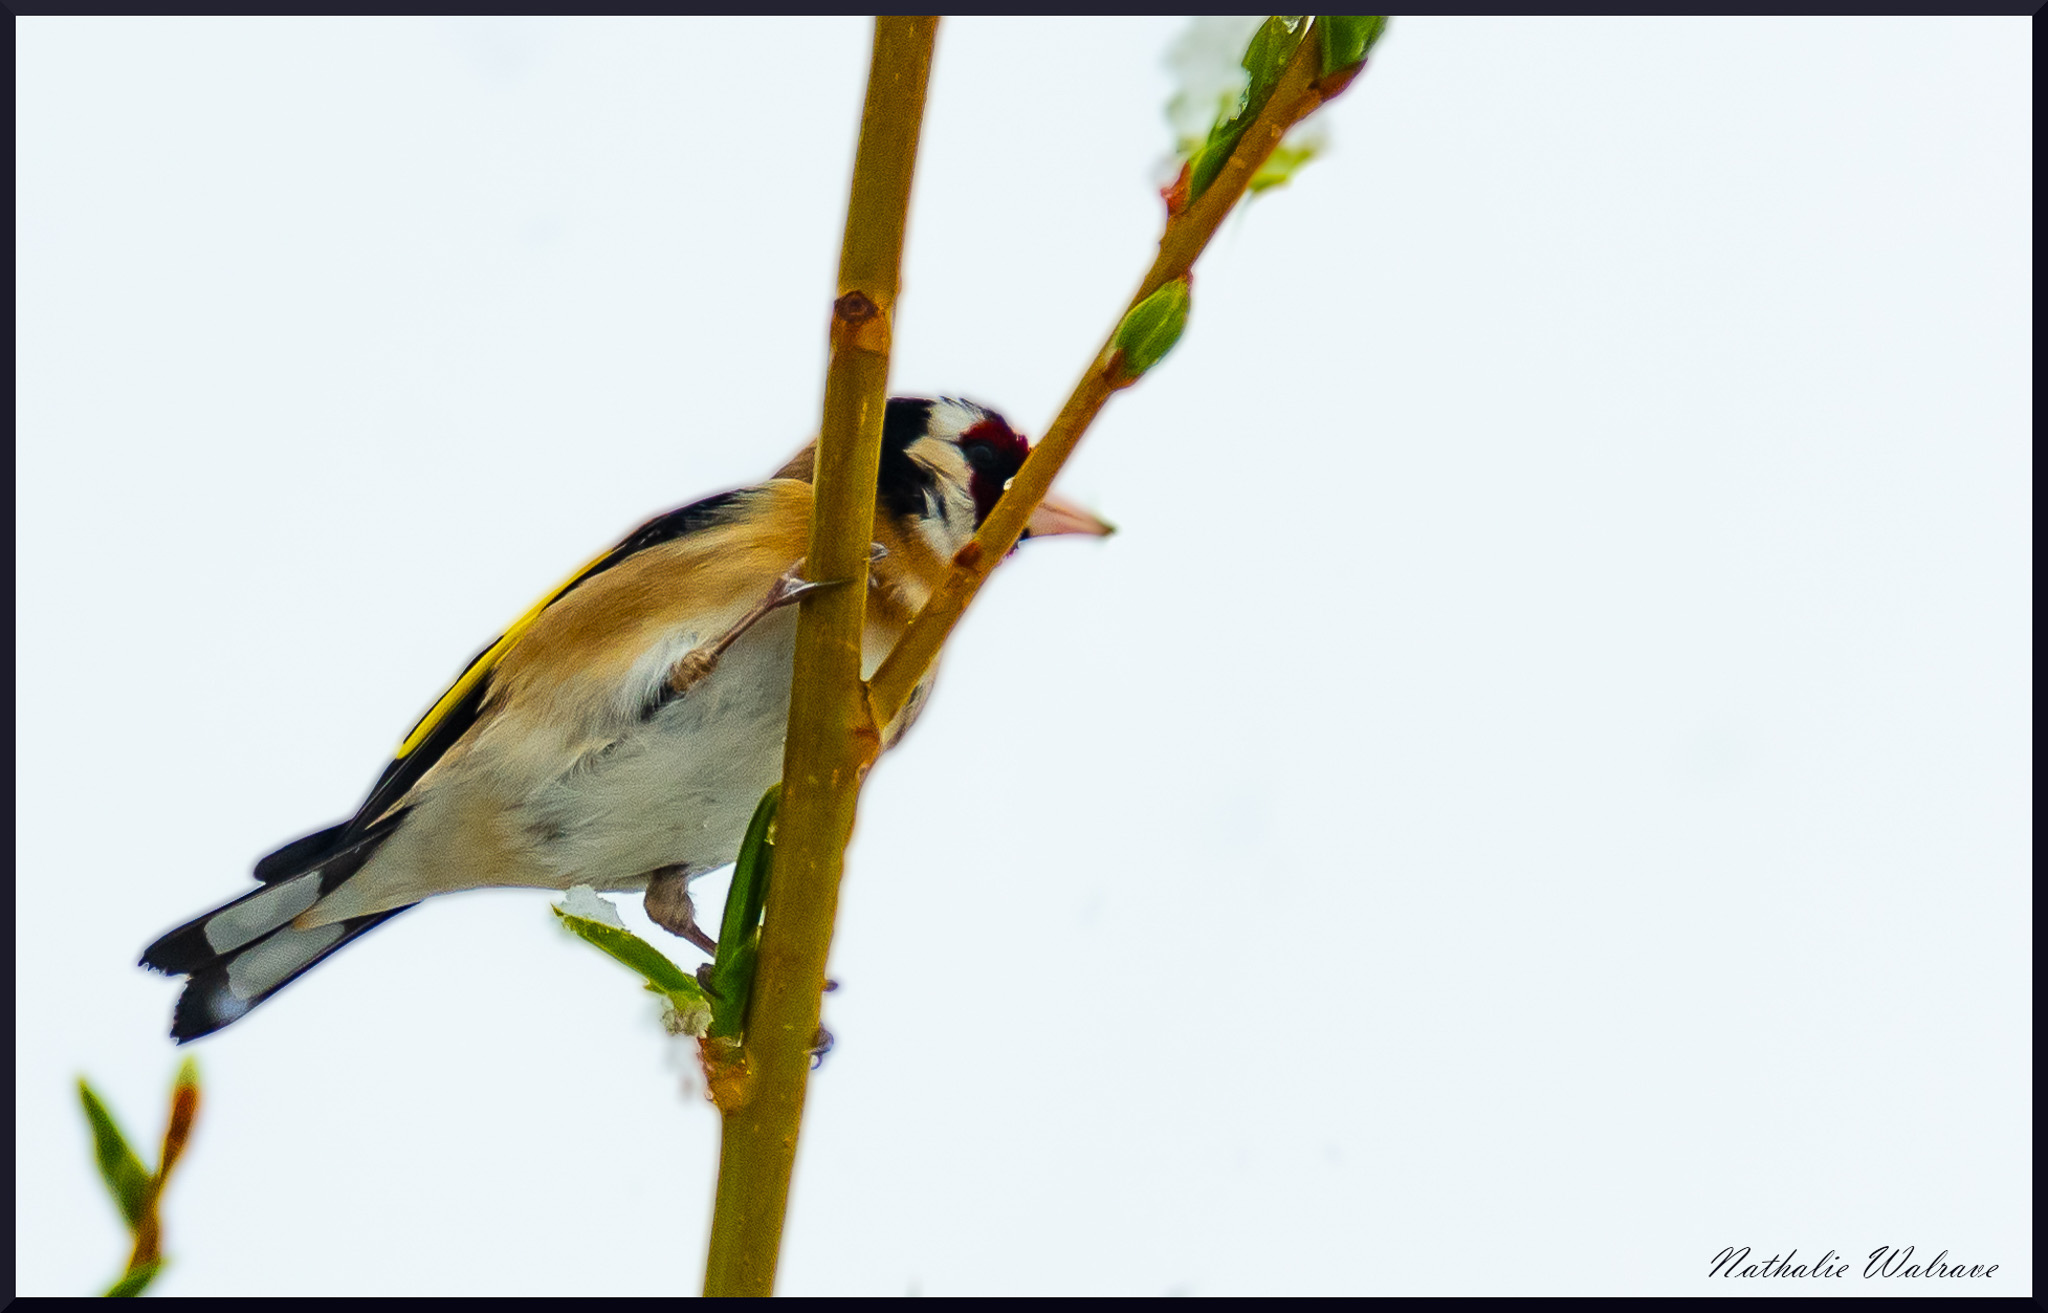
[141,397,1110,1041]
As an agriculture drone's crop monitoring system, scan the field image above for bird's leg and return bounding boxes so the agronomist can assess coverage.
[665,550,878,696]
[643,865,718,956]
[666,561,826,695]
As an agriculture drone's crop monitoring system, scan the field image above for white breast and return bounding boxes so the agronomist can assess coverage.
[299,601,928,926]
[525,606,802,888]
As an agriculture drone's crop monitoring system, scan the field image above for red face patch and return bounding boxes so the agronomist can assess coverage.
[956,417,1030,526]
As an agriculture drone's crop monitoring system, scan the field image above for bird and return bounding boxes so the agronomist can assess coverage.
[140,396,1111,1042]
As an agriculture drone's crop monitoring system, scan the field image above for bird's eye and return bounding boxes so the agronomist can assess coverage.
[960,438,999,472]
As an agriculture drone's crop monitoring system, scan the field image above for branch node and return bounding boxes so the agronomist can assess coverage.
[831,291,890,354]
[698,1037,753,1113]
[833,290,878,324]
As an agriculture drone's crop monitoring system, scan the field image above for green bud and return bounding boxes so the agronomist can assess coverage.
[1316,15,1388,78]
[1186,137,1233,206]
[1188,16,1310,205]
[1243,15,1309,109]
[1111,278,1192,384]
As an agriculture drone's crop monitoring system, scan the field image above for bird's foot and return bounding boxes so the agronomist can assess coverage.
[761,556,842,609]
[643,865,718,956]
[667,647,720,694]
[666,557,855,696]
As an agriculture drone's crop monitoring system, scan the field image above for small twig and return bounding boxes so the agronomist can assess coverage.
[867,24,1356,726]
[81,1059,199,1296]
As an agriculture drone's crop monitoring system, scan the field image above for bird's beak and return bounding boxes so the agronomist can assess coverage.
[1025,493,1116,539]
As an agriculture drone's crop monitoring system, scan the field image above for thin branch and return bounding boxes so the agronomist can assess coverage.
[867,24,1351,725]
[701,16,938,1299]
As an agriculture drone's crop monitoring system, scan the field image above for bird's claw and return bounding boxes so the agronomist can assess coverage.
[668,558,849,695]
[765,571,842,606]
[643,866,718,957]
[764,548,882,607]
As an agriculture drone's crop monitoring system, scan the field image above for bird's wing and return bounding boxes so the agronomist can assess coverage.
[338,484,773,840]
[478,479,815,747]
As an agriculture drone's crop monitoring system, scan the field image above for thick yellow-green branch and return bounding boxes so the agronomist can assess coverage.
[867,23,1348,726]
[701,15,937,1299]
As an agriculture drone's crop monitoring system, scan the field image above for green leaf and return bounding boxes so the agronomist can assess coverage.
[1184,139,1231,213]
[707,785,780,1041]
[1188,16,1310,204]
[1316,16,1388,77]
[1111,278,1192,383]
[553,907,713,1032]
[78,1080,151,1229]
[1242,15,1309,113]
[1163,17,1263,158]
[105,1259,163,1297]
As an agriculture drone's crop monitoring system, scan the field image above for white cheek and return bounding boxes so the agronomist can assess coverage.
[912,485,983,563]
[915,509,955,560]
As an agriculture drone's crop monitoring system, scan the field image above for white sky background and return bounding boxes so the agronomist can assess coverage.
[14,17,2030,1297]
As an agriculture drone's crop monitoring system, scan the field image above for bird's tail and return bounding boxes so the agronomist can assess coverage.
[140,821,412,1042]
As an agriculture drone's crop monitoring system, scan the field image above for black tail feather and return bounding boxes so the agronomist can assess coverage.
[141,825,398,977]
[252,821,353,882]
[143,814,410,1039]
[168,908,413,1042]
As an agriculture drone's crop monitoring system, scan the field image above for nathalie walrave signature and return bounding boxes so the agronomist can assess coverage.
[1711,1246,1999,1280]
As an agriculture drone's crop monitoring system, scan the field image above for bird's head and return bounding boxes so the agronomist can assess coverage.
[876,396,1112,561]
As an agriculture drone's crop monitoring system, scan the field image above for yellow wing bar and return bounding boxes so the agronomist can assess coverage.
[393,546,615,759]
